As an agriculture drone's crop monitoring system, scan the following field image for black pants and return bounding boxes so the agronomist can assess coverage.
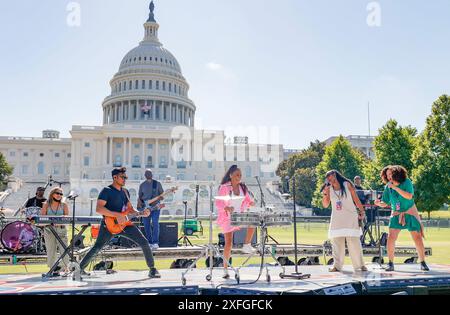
[80,221,155,271]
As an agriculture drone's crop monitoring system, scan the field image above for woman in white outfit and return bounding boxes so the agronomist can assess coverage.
[322,170,368,272]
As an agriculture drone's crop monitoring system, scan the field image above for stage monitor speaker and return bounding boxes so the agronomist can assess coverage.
[232,228,257,246]
[159,222,178,248]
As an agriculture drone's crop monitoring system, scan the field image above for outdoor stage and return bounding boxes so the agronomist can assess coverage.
[1,264,450,295]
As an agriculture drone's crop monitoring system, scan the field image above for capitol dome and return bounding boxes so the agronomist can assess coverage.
[102,1,195,128]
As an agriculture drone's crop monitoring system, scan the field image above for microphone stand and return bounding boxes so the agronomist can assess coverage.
[280,175,310,280]
[195,185,199,218]
[68,194,82,281]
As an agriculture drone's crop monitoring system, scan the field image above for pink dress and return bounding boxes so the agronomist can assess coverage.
[215,182,254,233]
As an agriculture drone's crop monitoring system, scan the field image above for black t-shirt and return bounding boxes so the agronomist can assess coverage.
[25,197,47,208]
[98,185,130,214]
[354,185,367,204]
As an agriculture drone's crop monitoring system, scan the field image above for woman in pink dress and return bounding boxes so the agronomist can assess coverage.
[216,165,256,278]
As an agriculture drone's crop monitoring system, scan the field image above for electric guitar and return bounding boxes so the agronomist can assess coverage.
[105,187,177,235]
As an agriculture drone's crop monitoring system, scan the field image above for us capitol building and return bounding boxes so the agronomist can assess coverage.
[0,2,284,216]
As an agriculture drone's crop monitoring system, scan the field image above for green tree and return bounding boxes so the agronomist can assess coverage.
[412,95,450,217]
[0,153,13,191]
[364,119,417,190]
[276,141,326,206]
[312,136,366,207]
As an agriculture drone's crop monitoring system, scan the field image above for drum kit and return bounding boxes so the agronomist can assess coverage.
[0,207,46,255]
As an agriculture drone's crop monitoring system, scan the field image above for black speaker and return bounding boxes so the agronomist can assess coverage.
[232,228,257,246]
[159,222,178,248]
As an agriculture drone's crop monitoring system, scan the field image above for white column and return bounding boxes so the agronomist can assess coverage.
[109,137,113,167]
[155,139,159,168]
[102,138,107,165]
[128,137,132,166]
[169,103,173,122]
[152,100,156,120]
[123,137,126,167]
[142,138,145,169]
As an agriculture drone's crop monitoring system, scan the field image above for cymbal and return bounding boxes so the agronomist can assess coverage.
[214,195,245,201]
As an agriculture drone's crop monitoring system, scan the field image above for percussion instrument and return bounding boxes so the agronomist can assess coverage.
[231,212,261,227]
[264,212,292,227]
[231,210,293,228]
[1,221,38,252]
[25,207,42,219]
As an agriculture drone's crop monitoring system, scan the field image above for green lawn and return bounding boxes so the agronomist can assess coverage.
[1,221,449,274]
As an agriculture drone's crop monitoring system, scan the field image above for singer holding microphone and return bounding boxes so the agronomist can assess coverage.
[322,170,368,272]
[375,165,429,272]
[216,165,256,279]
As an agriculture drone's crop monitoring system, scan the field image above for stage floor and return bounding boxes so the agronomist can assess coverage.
[1,264,450,295]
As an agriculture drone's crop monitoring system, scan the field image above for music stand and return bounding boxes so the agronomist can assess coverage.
[178,200,193,247]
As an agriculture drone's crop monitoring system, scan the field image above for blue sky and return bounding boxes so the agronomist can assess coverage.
[0,0,449,149]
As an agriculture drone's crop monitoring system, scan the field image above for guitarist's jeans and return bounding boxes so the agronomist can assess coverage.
[142,209,160,245]
[80,221,155,271]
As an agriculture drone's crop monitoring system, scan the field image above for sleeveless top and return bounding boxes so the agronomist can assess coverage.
[328,182,361,238]
[47,202,65,216]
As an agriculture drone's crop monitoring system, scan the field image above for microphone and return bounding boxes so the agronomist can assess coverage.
[320,180,330,193]
[67,191,79,200]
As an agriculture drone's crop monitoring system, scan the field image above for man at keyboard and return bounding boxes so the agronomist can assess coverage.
[79,167,160,279]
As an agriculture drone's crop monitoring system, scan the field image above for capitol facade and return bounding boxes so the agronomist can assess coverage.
[0,2,283,215]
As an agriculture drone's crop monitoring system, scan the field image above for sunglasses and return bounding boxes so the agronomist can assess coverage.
[53,192,64,196]
[118,175,128,180]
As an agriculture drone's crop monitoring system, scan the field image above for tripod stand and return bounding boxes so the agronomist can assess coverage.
[178,201,193,247]
[181,184,240,286]
[254,176,280,244]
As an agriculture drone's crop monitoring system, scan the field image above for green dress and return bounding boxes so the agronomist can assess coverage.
[381,178,421,231]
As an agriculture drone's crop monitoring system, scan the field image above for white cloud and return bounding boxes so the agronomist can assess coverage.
[206,62,223,71]
[205,61,237,81]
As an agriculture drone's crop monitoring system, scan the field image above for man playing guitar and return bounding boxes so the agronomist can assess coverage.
[79,167,161,278]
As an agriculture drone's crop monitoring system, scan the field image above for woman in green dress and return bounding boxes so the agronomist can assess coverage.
[375,165,429,272]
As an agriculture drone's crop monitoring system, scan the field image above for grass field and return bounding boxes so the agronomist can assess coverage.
[1,220,449,275]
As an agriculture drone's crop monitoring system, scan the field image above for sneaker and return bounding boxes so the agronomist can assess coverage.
[360,266,368,272]
[241,244,257,254]
[148,268,161,279]
[222,269,230,279]
[152,244,159,250]
[385,262,394,272]
[420,261,430,271]
[328,267,340,272]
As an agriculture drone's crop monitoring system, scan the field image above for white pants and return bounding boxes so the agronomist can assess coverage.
[44,226,69,269]
[331,237,365,271]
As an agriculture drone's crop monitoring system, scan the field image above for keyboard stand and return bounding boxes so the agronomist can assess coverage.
[42,223,91,280]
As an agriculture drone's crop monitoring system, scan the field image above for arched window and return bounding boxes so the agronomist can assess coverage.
[176,209,183,216]
[37,162,45,175]
[162,210,170,216]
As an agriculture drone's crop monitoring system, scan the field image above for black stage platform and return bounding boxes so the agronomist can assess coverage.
[1,264,449,295]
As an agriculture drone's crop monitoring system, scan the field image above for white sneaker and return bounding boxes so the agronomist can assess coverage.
[242,244,257,254]
[152,244,159,250]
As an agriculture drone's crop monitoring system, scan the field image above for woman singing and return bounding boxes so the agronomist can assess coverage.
[375,165,429,272]
[322,170,368,272]
[216,165,256,279]
[41,187,70,276]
